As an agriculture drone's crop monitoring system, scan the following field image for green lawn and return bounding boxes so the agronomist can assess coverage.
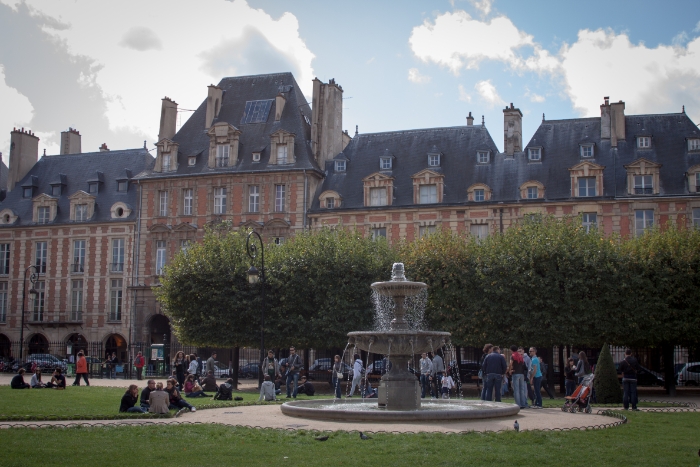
[2,412,698,466]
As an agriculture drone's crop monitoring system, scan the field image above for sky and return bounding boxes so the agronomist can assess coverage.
[1,0,699,165]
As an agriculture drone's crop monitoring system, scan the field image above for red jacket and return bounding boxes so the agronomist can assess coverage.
[134,355,145,368]
[76,356,88,374]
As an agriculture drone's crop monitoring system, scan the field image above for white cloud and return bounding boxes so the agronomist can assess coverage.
[475,79,504,106]
[409,11,559,75]
[694,21,700,33]
[524,87,545,103]
[408,67,431,84]
[0,65,34,165]
[119,26,163,51]
[469,0,493,16]
[457,84,471,102]
[366,57,375,65]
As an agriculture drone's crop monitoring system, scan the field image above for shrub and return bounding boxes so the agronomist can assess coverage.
[594,343,622,404]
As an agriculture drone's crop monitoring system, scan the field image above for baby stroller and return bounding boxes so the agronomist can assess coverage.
[562,373,594,414]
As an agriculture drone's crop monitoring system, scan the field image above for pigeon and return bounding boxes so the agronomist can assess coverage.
[359,432,372,440]
[514,420,519,432]
[315,436,329,442]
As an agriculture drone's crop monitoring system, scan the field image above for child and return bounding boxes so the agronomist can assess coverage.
[441,372,455,399]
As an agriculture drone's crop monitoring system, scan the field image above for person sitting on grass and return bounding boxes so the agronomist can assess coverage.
[258,374,277,402]
[30,368,46,388]
[51,368,66,390]
[120,384,147,413]
[140,380,156,410]
[200,370,218,392]
[147,382,170,415]
[296,376,315,396]
[165,379,196,415]
[11,368,30,389]
[183,374,210,398]
[214,378,233,401]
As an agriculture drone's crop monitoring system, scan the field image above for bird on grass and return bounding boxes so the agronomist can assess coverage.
[314,436,329,441]
[359,432,372,440]
[514,420,519,432]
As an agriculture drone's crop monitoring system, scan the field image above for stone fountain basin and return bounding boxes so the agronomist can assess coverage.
[348,330,451,355]
[281,399,520,422]
[371,280,427,297]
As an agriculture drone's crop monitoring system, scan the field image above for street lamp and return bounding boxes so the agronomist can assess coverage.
[19,265,39,361]
[246,231,265,388]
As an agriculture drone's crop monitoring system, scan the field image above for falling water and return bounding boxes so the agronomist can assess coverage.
[362,341,372,401]
[372,288,428,331]
[447,342,464,399]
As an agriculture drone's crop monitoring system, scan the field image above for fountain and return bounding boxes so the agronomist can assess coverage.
[281,263,519,421]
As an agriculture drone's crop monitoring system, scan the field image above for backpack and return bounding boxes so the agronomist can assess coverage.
[214,383,232,401]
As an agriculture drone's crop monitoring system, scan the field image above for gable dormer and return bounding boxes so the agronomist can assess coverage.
[270,129,296,165]
[68,191,96,222]
[155,138,179,173]
[363,172,394,207]
[624,158,661,195]
[32,193,58,224]
[207,122,241,168]
[569,161,605,198]
[411,169,444,204]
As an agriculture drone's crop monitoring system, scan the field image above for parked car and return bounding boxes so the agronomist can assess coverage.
[307,358,352,382]
[24,354,67,372]
[676,362,700,386]
[0,356,16,372]
[238,362,259,379]
[614,362,665,386]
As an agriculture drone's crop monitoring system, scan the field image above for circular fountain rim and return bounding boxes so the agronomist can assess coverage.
[347,330,451,337]
[280,399,520,421]
[370,280,427,297]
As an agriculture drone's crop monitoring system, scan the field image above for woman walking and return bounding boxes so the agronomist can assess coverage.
[73,351,90,386]
[173,351,186,390]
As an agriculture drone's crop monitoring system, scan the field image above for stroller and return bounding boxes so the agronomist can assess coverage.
[562,373,594,414]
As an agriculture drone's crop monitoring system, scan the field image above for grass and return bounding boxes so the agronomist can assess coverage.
[1,411,698,466]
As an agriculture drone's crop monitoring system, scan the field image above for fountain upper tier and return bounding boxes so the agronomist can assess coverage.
[347,330,451,355]
[370,263,431,331]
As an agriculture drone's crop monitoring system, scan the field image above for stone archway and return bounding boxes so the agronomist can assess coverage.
[149,314,171,345]
[0,333,11,358]
[65,333,88,359]
[28,333,49,355]
[104,334,128,363]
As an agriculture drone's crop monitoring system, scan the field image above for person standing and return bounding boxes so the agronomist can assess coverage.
[188,354,199,381]
[430,350,445,399]
[482,346,507,402]
[565,358,577,396]
[173,351,186,389]
[419,352,433,399]
[479,344,493,400]
[285,347,303,399]
[331,354,344,399]
[348,353,364,397]
[73,351,90,386]
[261,350,280,382]
[206,352,218,375]
[509,345,527,409]
[619,349,640,411]
[529,347,543,408]
[575,351,591,384]
[134,351,146,381]
[539,356,556,399]
[441,370,456,399]
[519,346,535,406]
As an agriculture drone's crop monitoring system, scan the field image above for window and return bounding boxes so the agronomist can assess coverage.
[419,185,437,204]
[216,145,229,167]
[88,183,98,194]
[380,157,392,170]
[117,181,128,192]
[474,189,485,202]
[693,208,700,228]
[275,185,286,212]
[0,244,10,275]
[35,242,47,274]
[419,225,436,238]
[71,280,83,321]
[37,206,50,224]
[273,237,284,245]
[370,188,387,206]
[0,282,6,322]
[689,139,700,151]
[578,177,596,197]
[696,173,700,193]
[73,240,85,273]
[159,191,168,217]
[111,239,124,273]
[155,241,166,275]
[162,154,171,171]
[51,185,61,197]
[183,189,193,215]
[371,228,386,240]
[180,240,191,252]
[32,281,45,321]
[75,204,88,221]
[470,224,489,240]
[277,145,288,164]
[634,175,653,195]
[528,148,541,161]
[582,213,597,233]
[326,197,335,209]
[477,151,489,164]
[214,187,227,214]
[23,187,33,198]
[109,279,123,321]
[335,160,346,172]
[635,210,654,236]
[241,99,273,124]
[637,137,651,148]
[527,187,538,199]
[428,154,440,167]
[188,156,197,166]
[249,185,260,212]
[581,145,593,158]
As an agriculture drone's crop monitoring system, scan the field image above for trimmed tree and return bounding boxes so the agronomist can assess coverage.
[594,343,622,404]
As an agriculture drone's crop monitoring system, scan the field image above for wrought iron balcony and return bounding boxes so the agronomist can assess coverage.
[634,187,653,195]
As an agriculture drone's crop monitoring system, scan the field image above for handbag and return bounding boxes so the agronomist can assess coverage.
[336,371,343,379]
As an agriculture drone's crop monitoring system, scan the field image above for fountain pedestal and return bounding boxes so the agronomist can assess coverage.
[377,356,421,410]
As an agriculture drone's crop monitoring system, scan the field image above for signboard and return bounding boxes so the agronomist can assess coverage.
[150,344,164,360]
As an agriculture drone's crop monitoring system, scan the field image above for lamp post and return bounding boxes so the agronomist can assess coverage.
[246,231,265,388]
[19,265,39,361]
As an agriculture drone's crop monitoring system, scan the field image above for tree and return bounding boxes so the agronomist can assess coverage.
[594,343,622,404]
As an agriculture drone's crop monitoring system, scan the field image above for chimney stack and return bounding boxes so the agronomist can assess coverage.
[205,85,223,129]
[503,103,523,156]
[99,143,109,152]
[158,97,178,141]
[274,93,287,122]
[600,97,625,146]
[466,112,474,126]
[311,77,344,168]
[60,127,82,155]
[8,128,39,192]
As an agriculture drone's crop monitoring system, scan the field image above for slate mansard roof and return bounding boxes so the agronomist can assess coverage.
[136,72,319,180]
[0,148,154,227]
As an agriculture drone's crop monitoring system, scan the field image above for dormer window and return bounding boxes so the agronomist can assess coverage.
[188,156,197,166]
[37,207,50,224]
[637,136,651,148]
[528,148,541,161]
[474,189,485,202]
[428,154,440,167]
[117,181,128,193]
[270,129,295,165]
[335,160,346,172]
[380,157,392,170]
[688,138,700,151]
[370,187,387,206]
[277,145,288,164]
[163,154,172,171]
[75,204,88,221]
[23,187,33,198]
[527,187,538,199]
[252,152,261,162]
[88,183,99,194]
[580,144,594,158]
[51,185,62,197]
[477,151,489,164]
[634,175,653,195]
[216,145,229,167]
[326,197,335,209]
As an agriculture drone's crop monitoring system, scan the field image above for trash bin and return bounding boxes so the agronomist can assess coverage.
[67,363,75,377]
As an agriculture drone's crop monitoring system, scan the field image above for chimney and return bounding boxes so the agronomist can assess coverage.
[466,112,474,126]
[60,127,82,155]
[99,143,109,152]
[311,77,344,168]
[158,97,178,141]
[503,103,523,156]
[205,85,223,129]
[600,97,625,146]
[7,128,39,192]
[274,93,287,122]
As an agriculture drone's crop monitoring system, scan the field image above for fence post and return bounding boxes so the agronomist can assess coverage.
[558,344,565,394]
[232,347,239,390]
[662,343,676,397]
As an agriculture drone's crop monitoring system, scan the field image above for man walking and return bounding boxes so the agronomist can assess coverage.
[285,346,303,399]
[419,352,433,399]
[619,348,640,411]
[529,347,543,408]
[134,351,145,381]
[206,352,218,375]
[482,346,507,402]
[430,350,445,399]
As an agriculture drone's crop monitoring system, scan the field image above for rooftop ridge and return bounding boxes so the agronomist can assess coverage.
[355,125,483,138]
[42,147,148,158]
[219,72,294,82]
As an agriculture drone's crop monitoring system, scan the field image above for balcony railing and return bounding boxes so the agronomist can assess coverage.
[110,262,124,273]
[72,263,84,273]
[634,187,653,195]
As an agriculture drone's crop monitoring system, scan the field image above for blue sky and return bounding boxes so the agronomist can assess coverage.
[1,0,699,160]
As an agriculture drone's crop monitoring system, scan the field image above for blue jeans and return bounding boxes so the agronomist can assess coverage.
[420,374,430,398]
[623,379,638,409]
[532,376,543,407]
[484,373,502,402]
[431,373,443,397]
[512,373,527,408]
[286,372,300,398]
[169,399,193,410]
[185,390,207,398]
[565,380,577,397]
[332,377,342,398]
[126,406,146,413]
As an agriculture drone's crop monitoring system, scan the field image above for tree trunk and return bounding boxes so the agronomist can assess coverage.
[662,343,676,397]
[232,347,239,390]
[558,344,566,394]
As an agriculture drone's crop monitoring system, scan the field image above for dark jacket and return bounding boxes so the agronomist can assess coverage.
[619,356,640,380]
[482,353,507,375]
[140,387,153,405]
[119,392,138,412]
[565,366,577,382]
[201,374,218,392]
[11,374,29,389]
